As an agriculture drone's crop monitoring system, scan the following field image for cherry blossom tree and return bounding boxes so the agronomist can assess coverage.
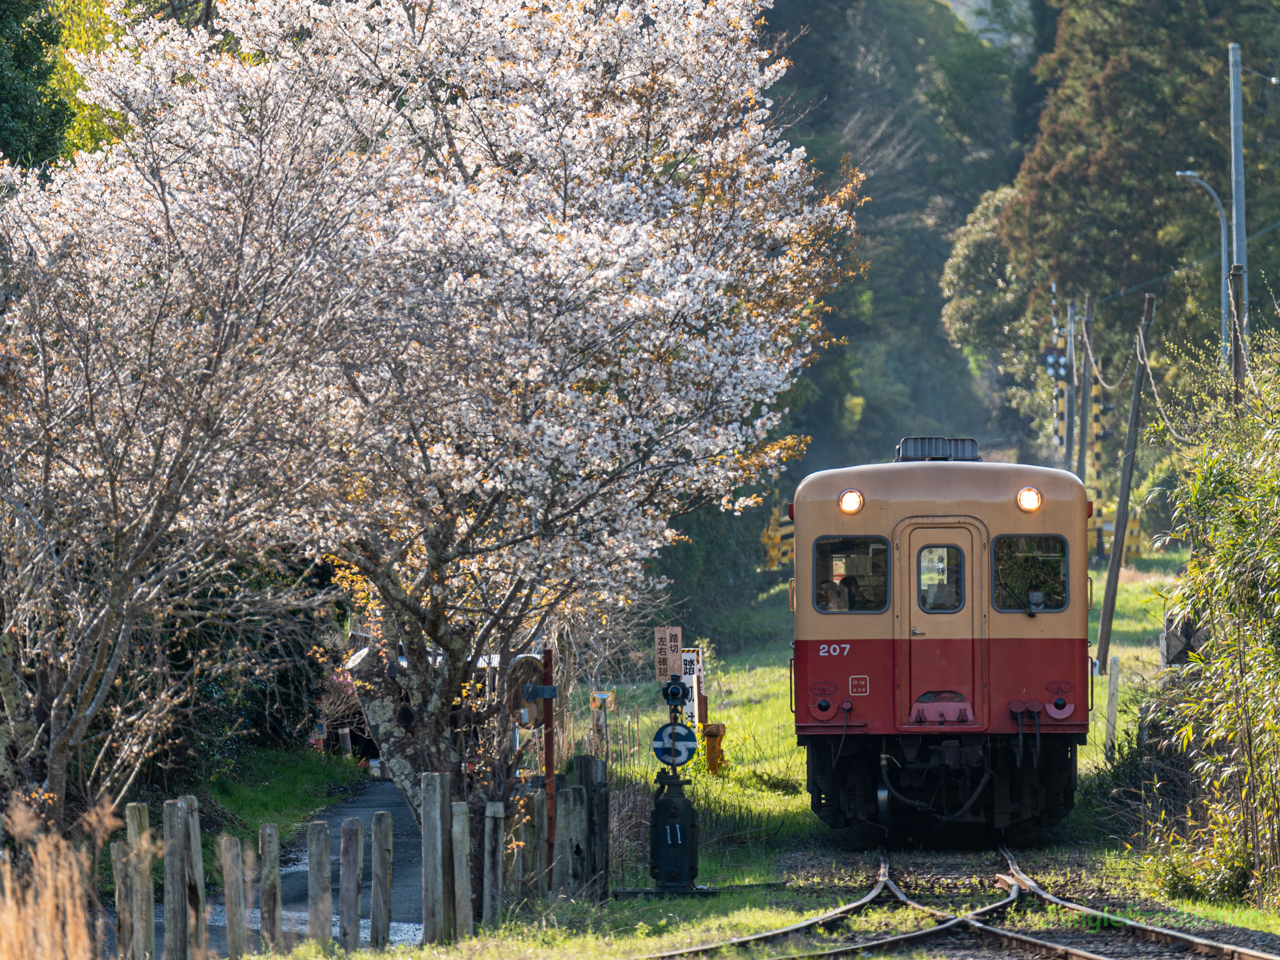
[2,0,861,828]
[0,19,395,826]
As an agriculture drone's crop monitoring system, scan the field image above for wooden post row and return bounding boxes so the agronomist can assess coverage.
[339,817,364,952]
[125,803,155,960]
[219,836,247,960]
[482,801,504,928]
[259,823,284,952]
[308,821,332,952]
[162,800,187,960]
[371,811,393,950]
[575,757,609,900]
[181,796,207,958]
[451,802,474,938]
[551,785,587,896]
[422,773,446,944]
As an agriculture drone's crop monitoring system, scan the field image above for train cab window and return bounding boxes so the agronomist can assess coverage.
[918,545,964,612]
[993,535,1068,613]
[814,537,889,613]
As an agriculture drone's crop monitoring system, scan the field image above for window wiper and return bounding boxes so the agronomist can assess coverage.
[995,571,1036,618]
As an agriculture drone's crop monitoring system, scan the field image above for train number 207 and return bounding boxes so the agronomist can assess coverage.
[818,644,851,656]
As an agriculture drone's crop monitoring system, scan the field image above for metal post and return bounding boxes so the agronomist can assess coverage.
[1230,43,1249,338]
[542,645,555,878]
[1065,301,1076,469]
[1076,296,1093,484]
[1096,294,1155,672]
[1177,171,1230,363]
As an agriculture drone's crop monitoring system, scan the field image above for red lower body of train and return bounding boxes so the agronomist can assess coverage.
[794,637,1088,831]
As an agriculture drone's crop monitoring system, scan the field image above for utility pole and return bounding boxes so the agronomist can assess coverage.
[1076,296,1093,485]
[1065,301,1076,471]
[1229,43,1249,339]
[1096,293,1155,673]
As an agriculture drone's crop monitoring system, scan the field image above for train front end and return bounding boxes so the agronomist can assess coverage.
[792,438,1090,830]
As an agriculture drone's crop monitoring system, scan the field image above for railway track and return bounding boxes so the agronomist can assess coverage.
[632,847,1280,960]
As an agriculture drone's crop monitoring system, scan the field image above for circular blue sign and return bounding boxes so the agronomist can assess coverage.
[651,723,698,767]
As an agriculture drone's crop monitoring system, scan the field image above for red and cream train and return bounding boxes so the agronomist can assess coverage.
[790,437,1090,830]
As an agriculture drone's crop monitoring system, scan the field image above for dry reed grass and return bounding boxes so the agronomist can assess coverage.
[0,833,94,960]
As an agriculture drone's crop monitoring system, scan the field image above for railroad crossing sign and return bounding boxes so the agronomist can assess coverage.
[651,723,698,768]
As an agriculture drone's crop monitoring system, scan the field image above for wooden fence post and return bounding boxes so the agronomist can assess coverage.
[181,796,206,958]
[551,788,570,895]
[308,821,332,953]
[259,824,283,953]
[371,811,393,950]
[125,802,154,960]
[574,756,608,900]
[450,802,473,938]
[111,841,133,960]
[568,785,588,895]
[219,837,247,960]
[482,802,504,928]
[593,760,609,900]
[421,774,445,945]
[338,727,353,758]
[339,817,364,952]
[533,792,548,899]
[163,799,189,960]
[439,773,454,941]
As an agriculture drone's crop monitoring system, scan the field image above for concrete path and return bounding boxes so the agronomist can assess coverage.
[123,779,424,956]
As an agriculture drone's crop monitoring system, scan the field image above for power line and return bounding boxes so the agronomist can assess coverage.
[1096,214,1280,305]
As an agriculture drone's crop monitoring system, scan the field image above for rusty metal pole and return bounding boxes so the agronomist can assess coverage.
[542,644,556,883]
[1096,293,1155,673]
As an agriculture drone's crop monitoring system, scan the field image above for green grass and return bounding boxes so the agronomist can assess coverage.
[207,746,369,844]
[189,747,368,890]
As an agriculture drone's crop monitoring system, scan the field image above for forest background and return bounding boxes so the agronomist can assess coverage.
[8,0,1279,717]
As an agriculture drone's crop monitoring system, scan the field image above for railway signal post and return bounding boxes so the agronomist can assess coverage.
[648,676,703,894]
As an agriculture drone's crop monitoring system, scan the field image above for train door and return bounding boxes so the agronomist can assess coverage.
[900,524,983,727]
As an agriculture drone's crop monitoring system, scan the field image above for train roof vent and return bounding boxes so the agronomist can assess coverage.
[895,437,982,462]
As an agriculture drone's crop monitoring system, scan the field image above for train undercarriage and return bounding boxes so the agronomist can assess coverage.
[802,732,1080,830]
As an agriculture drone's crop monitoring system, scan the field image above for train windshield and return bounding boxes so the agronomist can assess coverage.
[992,535,1068,612]
[814,536,889,612]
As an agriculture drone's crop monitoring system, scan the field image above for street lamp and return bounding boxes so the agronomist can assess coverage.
[1176,171,1230,364]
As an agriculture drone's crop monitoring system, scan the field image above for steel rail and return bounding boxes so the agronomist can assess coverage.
[628,849,891,960]
[881,874,1116,960]
[1000,844,1280,960]
[724,878,1023,960]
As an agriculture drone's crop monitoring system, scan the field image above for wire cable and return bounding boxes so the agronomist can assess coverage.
[1135,326,1193,444]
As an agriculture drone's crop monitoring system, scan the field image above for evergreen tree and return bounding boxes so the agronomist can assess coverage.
[0,0,72,167]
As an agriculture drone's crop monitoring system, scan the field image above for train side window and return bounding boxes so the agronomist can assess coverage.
[992,535,1068,613]
[813,536,889,613]
[917,545,964,612]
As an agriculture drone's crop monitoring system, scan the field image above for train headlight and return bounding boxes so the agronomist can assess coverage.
[838,489,864,514]
[1016,487,1043,512]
